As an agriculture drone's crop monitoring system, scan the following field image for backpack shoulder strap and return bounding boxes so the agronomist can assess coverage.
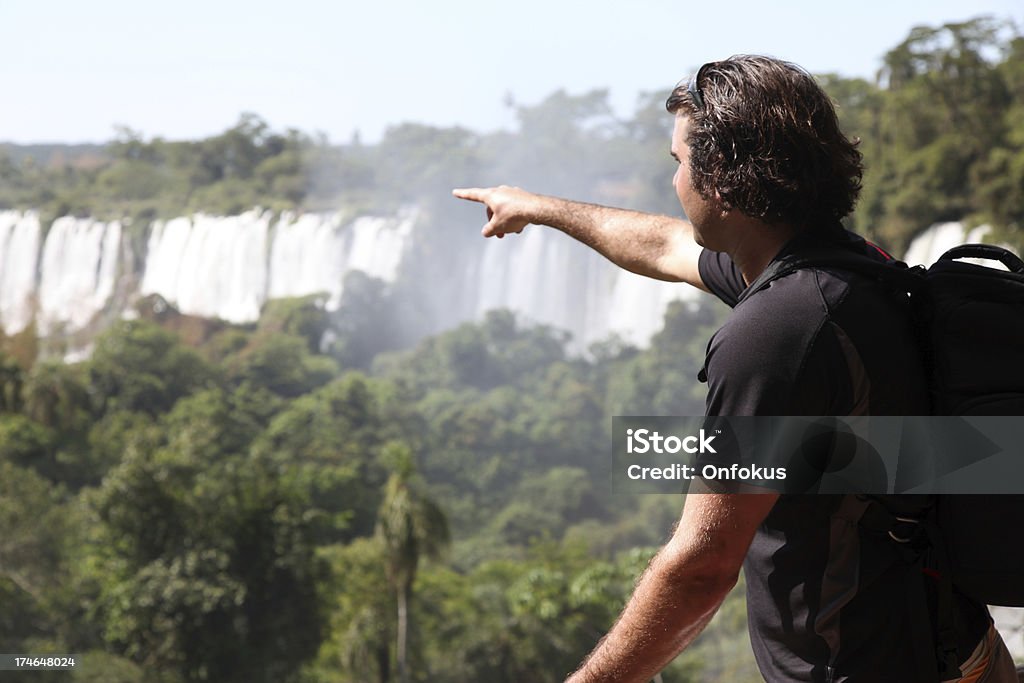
[736,246,927,307]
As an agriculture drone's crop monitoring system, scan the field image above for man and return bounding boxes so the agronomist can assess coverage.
[454,56,1016,682]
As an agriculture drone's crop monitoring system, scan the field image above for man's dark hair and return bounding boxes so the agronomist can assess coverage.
[666,55,863,228]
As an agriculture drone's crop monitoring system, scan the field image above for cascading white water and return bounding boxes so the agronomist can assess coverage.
[267,212,345,307]
[134,206,698,349]
[903,222,992,266]
[38,216,121,335]
[267,210,416,309]
[606,268,701,345]
[0,213,1005,351]
[141,210,270,323]
[0,210,42,334]
[343,214,416,284]
[473,227,701,349]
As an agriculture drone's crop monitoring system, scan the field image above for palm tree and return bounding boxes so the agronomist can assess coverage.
[375,442,449,683]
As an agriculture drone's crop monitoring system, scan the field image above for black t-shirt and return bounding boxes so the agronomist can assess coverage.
[697,229,989,682]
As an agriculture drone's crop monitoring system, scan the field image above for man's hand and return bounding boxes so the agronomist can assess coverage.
[452,186,536,238]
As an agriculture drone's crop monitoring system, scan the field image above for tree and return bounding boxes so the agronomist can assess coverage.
[255,373,389,542]
[0,414,57,480]
[23,361,90,433]
[375,443,450,683]
[224,331,337,398]
[498,89,624,200]
[88,320,216,416]
[976,35,1024,244]
[374,123,480,206]
[0,461,72,650]
[15,360,103,487]
[331,272,407,371]
[867,17,1018,249]
[0,350,24,412]
[88,415,327,682]
[309,539,394,683]
[606,299,722,417]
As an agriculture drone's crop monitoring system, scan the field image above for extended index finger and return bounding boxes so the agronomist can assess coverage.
[452,187,489,203]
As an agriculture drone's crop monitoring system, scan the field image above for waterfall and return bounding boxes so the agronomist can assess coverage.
[472,227,700,349]
[0,210,41,334]
[133,206,699,350]
[0,211,1003,352]
[141,210,270,323]
[606,268,701,346]
[267,211,415,309]
[0,212,124,336]
[38,216,122,335]
[267,212,345,307]
[903,222,992,265]
[137,209,418,322]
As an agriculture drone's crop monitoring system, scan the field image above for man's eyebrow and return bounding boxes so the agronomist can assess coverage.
[670,149,680,162]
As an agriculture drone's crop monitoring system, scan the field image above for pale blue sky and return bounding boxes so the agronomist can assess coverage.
[1,0,1020,144]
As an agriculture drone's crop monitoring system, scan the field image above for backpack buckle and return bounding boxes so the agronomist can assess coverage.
[888,516,922,543]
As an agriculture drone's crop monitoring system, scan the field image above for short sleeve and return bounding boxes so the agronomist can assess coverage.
[698,248,747,308]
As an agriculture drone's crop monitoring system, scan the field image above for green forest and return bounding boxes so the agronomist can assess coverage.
[1,16,1022,683]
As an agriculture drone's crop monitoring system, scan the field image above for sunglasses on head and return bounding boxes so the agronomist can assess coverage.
[687,63,709,111]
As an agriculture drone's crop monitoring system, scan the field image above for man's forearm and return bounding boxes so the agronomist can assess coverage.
[528,195,703,287]
[565,544,736,683]
[564,487,777,683]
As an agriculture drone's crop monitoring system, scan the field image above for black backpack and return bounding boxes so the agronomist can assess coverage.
[923,245,1024,608]
[742,241,1024,605]
[744,241,1024,680]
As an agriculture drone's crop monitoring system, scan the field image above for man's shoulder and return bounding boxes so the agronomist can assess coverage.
[708,271,832,390]
[705,268,862,416]
[721,269,835,340]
